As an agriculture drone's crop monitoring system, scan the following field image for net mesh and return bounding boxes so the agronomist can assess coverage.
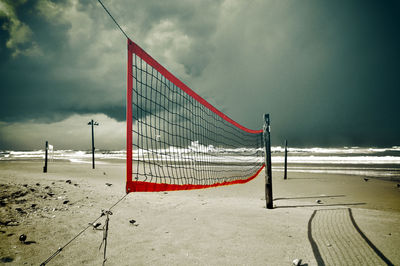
[127,39,265,192]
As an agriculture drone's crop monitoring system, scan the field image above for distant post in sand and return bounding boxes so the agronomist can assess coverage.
[88,119,99,169]
[43,141,48,173]
[263,114,273,209]
[284,139,288,180]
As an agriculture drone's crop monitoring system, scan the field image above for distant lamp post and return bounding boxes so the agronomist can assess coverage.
[88,119,99,169]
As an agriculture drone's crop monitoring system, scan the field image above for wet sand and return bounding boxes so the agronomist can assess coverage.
[0,160,399,265]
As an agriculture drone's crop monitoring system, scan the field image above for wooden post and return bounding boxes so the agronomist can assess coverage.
[263,114,273,209]
[43,141,48,173]
[91,119,95,169]
[284,139,288,180]
[88,119,99,169]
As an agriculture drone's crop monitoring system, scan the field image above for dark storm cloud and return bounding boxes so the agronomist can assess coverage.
[0,0,221,124]
[191,0,400,147]
[0,0,399,149]
[0,0,125,122]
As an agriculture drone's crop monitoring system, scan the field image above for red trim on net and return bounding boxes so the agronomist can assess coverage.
[127,39,263,134]
[126,164,265,192]
[126,40,133,193]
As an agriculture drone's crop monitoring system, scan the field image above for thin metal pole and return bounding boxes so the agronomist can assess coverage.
[43,141,48,173]
[284,139,288,180]
[263,114,273,209]
[91,119,95,169]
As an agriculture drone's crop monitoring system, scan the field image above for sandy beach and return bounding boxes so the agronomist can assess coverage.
[0,160,399,265]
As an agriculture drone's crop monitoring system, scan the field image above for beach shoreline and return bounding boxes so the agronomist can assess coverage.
[0,161,399,265]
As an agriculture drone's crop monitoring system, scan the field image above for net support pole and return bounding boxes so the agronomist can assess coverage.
[284,139,288,180]
[263,114,273,209]
[43,141,48,173]
[91,119,95,169]
[126,39,133,193]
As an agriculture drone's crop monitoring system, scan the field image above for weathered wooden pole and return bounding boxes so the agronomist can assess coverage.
[284,139,288,180]
[263,114,273,209]
[91,119,95,169]
[88,119,99,169]
[43,141,48,173]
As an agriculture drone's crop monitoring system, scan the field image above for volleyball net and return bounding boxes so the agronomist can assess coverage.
[126,39,265,192]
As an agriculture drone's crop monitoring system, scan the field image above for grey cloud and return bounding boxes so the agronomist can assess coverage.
[0,0,399,149]
[0,0,222,124]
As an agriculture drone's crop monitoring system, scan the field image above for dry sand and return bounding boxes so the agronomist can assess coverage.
[0,160,399,265]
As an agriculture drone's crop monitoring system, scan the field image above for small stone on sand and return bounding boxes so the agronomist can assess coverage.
[292,258,301,265]
[19,234,27,243]
[93,222,101,229]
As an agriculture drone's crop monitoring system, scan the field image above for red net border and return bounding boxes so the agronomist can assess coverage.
[126,38,264,193]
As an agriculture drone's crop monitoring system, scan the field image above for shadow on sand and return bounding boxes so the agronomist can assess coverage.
[274,195,346,201]
[275,202,366,209]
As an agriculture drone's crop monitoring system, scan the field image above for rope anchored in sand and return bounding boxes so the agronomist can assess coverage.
[40,193,129,266]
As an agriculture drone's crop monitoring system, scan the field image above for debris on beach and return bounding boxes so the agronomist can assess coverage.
[397,184,400,188]
[66,180,72,184]
[0,181,81,226]
[363,178,369,182]
[19,234,27,243]
[94,222,101,228]
[292,258,302,265]
[129,219,139,226]
[0,257,14,263]
[0,221,19,226]
[105,183,112,187]
[89,222,102,229]
[316,199,322,204]
[15,207,25,213]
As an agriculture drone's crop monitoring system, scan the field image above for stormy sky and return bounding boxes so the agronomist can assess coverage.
[0,0,399,150]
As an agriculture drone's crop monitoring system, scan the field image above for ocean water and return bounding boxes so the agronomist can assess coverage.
[1,146,399,181]
[271,146,400,181]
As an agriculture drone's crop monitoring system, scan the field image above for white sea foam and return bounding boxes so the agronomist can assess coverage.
[1,145,399,179]
[272,156,400,164]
